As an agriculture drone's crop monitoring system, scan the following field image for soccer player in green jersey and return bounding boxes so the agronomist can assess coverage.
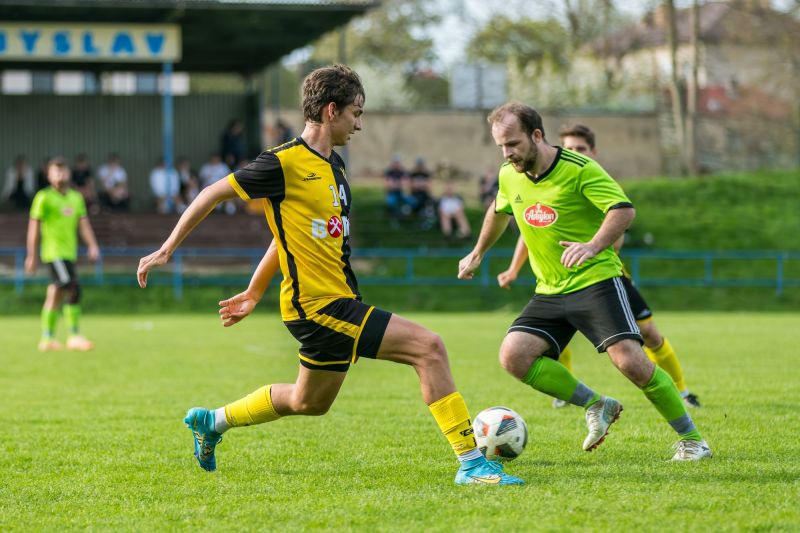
[26,157,100,352]
[459,102,711,460]
[497,124,701,409]
[137,65,523,485]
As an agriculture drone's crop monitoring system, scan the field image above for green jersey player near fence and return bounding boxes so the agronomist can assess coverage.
[26,156,100,352]
[458,102,711,461]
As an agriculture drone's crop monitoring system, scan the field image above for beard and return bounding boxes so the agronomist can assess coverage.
[510,142,538,174]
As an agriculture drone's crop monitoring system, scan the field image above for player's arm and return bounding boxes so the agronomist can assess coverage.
[218,239,279,327]
[24,218,40,274]
[613,234,625,254]
[497,235,529,289]
[458,200,510,280]
[137,177,238,287]
[78,217,101,262]
[560,207,635,268]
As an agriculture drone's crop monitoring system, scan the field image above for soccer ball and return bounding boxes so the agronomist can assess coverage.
[472,406,528,462]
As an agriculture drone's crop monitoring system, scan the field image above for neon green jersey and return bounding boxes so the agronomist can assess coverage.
[29,187,87,263]
[495,147,632,295]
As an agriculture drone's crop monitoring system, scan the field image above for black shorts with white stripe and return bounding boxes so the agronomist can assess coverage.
[620,275,653,321]
[508,276,643,358]
[46,259,78,287]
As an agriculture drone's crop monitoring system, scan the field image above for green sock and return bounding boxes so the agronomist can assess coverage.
[522,357,600,408]
[41,308,59,339]
[642,367,703,441]
[63,304,81,335]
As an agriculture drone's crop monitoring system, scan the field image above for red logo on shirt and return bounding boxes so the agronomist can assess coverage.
[327,216,343,237]
[61,207,75,217]
[524,203,557,227]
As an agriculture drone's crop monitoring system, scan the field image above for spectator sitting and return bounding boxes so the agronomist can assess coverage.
[71,154,98,214]
[176,157,200,212]
[221,119,246,170]
[438,181,471,240]
[2,155,36,210]
[384,155,410,225]
[199,153,231,189]
[478,165,499,209]
[97,153,130,211]
[409,157,436,229]
[274,119,294,145]
[199,153,234,214]
[149,157,181,214]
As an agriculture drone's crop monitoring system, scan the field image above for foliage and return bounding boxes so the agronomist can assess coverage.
[2,313,799,530]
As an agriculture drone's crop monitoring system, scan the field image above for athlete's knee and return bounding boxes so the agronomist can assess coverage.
[292,397,334,416]
[409,330,447,367]
[65,282,81,305]
[639,323,662,348]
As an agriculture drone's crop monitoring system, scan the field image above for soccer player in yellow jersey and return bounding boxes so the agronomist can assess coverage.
[497,124,700,409]
[137,65,523,485]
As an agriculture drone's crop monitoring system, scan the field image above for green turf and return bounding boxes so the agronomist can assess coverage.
[2,312,799,531]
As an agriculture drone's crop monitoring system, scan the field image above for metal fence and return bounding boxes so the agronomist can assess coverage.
[2,247,799,298]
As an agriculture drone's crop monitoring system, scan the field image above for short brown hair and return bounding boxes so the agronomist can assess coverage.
[302,64,365,123]
[487,102,546,139]
[558,124,595,150]
[47,156,68,172]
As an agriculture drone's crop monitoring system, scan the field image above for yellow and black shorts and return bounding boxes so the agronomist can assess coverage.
[284,298,392,372]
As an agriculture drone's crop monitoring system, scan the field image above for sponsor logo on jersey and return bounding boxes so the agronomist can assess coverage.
[302,172,321,181]
[327,215,343,238]
[61,206,75,216]
[523,203,557,227]
[514,194,523,203]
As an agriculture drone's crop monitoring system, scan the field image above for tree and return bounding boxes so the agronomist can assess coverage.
[665,0,689,175]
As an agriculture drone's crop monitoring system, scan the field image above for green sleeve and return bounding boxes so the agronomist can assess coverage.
[29,191,46,220]
[578,161,632,213]
[77,194,87,218]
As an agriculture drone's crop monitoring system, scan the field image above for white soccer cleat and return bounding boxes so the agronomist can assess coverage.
[583,396,623,451]
[38,339,64,352]
[66,335,95,351]
[671,439,712,461]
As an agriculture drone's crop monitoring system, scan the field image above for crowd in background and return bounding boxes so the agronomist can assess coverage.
[383,155,483,240]
[3,117,498,244]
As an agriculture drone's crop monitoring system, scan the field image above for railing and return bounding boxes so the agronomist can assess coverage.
[2,246,798,298]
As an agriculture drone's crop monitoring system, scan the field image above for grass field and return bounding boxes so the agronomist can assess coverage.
[2,311,799,531]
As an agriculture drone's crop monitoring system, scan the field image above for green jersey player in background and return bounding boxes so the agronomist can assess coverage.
[458,102,711,461]
[26,157,100,352]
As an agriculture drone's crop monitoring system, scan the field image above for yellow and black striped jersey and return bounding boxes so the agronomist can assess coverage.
[228,137,359,321]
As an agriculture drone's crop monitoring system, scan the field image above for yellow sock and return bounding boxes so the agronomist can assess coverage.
[644,337,688,393]
[224,385,281,427]
[428,392,477,456]
[559,345,574,373]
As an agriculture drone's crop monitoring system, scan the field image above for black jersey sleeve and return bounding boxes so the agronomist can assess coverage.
[230,151,285,200]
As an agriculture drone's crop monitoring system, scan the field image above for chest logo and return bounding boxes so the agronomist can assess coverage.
[327,216,343,238]
[61,206,75,217]
[523,203,557,227]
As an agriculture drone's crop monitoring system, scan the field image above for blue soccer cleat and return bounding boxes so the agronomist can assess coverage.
[183,407,223,472]
[454,457,525,485]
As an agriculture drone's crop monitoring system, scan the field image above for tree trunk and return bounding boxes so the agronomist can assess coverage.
[666,0,688,175]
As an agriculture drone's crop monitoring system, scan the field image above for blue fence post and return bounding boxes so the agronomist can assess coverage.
[480,255,491,287]
[14,249,24,295]
[630,252,641,286]
[704,254,713,286]
[173,251,183,300]
[405,254,414,283]
[776,252,785,297]
[95,253,104,284]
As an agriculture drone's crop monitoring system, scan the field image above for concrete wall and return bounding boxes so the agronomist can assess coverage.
[263,108,663,193]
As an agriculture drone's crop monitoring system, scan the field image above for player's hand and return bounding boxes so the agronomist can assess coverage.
[497,269,517,289]
[24,255,36,275]
[87,244,100,262]
[218,291,258,327]
[137,248,171,288]
[559,241,600,269]
[458,251,483,280]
